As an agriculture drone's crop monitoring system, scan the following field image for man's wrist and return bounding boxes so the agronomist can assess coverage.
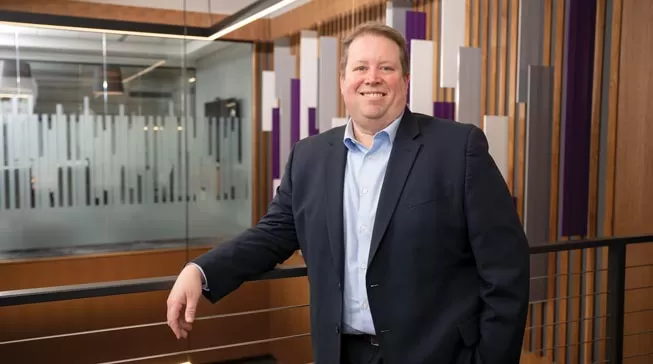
[186,262,209,290]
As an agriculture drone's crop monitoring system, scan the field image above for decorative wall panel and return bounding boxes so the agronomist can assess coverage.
[456,47,482,127]
[273,39,295,181]
[524,65,554,246]
[300,30,319,139]
[483,115,510,183]
[409,39,433,116]
[516,0,545,102]
[560,0,597,237]
[440,0,466,88]
[318,36,339,134]
[433,101,455,120]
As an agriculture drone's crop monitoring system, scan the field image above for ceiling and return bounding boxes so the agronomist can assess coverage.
[79,0,310,17]
[80,0,261,14]
[0,23,233,67]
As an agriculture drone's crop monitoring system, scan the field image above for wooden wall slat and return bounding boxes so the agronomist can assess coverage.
[583,1,606,362]
[488,0,498,117]
[550,0,567,361]
[498,0,508,116]
[480,0,489,125]
[507,0,519,194]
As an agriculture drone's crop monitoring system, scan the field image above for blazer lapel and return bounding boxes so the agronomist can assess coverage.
[368,111,422,265]
[324,131,347,285]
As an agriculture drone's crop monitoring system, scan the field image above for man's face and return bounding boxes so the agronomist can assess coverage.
[340,33,409,129]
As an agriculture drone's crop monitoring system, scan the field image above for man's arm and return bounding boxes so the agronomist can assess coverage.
[192,145,300,303]
[463,126,530,364]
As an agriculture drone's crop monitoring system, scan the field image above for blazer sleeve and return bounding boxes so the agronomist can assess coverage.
[192,145,300,303]
[463,126,530,364]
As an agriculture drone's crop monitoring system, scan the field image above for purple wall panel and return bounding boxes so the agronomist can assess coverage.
[433,101,455,120]
[291,78,300,146]
[308,107,318,136]
[272,107,280,179]
[560,0,597,237]
[405,11,426,105]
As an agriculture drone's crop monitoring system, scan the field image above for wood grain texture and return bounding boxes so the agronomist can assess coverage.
[0,247,274,363]
[0,0,270,41]
[269,0,385,40]
[614,0,653,360]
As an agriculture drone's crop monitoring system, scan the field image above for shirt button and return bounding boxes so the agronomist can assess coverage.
[361,188,368,195]
[360,263,367,269]
[362,301,369,309]
[360,225,367,232]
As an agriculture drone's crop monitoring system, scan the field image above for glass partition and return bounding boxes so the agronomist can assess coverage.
[0,24,253,282]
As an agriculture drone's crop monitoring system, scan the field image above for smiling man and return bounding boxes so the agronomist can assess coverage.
[166,22,530,364]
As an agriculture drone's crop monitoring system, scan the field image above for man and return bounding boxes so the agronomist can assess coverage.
[167,22,530,364]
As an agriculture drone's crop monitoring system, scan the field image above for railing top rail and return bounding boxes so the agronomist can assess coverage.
[0,235,651,307]
[0,265,307,307]
[528,234,653,254]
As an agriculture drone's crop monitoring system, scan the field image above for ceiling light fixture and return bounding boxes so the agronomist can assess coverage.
[0,0,310,41]
[207,0,306,40]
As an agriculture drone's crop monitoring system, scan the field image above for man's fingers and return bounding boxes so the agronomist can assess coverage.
[166,301,183,339]
[185,300,197,323]
[179,320,193,332]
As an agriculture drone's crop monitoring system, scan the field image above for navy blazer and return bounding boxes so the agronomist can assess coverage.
[194,108,530,364]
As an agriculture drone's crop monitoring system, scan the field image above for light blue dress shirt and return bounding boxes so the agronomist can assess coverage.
[341,114,403,335]
[191,113,404,336]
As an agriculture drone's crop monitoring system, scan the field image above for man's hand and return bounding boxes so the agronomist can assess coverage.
[166,264,203,339]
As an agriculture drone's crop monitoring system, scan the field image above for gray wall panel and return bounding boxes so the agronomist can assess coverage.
[318,36,338,133]
[456,47,482,127]
[524,65,553,302]
[516,0,544,102]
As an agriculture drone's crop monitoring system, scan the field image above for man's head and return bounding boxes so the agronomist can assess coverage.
[339,22,409,134]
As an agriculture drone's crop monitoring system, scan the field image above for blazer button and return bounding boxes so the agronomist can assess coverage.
[335,325,341,334]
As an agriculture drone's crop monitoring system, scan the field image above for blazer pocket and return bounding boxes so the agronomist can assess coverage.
[407,184,453,209]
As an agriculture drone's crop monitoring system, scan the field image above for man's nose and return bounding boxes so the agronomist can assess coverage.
[364,71,381,84]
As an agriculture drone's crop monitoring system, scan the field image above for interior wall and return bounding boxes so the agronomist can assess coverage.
[195,42,254,228]
[613,0,653,361]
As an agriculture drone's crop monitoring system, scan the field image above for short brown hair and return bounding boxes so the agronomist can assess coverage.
[340,22,409,77]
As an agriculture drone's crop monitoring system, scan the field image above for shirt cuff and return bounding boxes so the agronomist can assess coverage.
[186,262,209,291]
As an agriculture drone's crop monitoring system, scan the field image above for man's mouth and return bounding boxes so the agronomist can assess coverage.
[359,92,387,97]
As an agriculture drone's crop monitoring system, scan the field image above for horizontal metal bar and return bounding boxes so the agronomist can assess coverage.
[97,332,311,364]
[0,266,307,307]
[0,303,309,345]
[528,234,653,254]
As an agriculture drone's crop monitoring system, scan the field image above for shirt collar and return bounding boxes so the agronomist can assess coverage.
[343,111,404,149]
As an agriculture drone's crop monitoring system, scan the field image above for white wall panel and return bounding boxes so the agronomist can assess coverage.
[440,0,466,88]
[409,39,434,116]
[261,70,276,132]
[300,30,318,139]
[483,115,510,182]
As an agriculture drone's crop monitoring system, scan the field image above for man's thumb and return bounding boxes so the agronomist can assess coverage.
[185,301,196,323]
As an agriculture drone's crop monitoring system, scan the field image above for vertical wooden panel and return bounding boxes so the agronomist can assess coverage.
[584,0,606,362]
[480,0,489,129]
[507,0,519,194]
[488,0,498,117]
[498,0,508,116]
